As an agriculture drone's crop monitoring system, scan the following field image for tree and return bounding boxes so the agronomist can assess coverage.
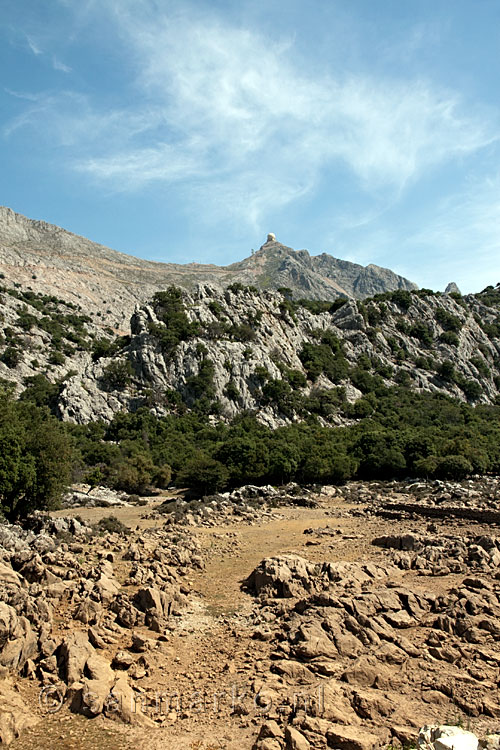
[112,453,156,495]
[435,454,473,480]
[176,453,229,495]
[0,386,72,520]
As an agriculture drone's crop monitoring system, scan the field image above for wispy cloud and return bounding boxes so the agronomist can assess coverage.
[26,35,42,56]
[6,2,500,235]
[401,175,500,292]
[24,31,72,72]
[52,56,72,73]
[3,91,149,146]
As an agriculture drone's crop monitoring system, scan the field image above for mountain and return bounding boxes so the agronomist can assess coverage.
[1,204,499,429]
[227,239,416,299]
[0,207,416,332]
[1,268,499,424]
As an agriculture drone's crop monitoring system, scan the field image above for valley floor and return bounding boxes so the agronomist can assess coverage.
[6,483,500,750]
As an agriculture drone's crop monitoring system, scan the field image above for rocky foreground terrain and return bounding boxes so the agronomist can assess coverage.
[0,478,499,749]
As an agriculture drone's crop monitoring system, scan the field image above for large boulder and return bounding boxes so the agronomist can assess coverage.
[0,603,37,671]
[245,555,319,598]
[59,631,95,685]
[0,679,38,744]
[419,726,479,750]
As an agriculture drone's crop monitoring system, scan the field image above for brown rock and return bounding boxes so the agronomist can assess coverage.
[59,631,95,685]
[106,675,156,726]
[258,720,284,739]
[326,724,380,750]
[0,563,22,587]
[285,725,310,750]
[0,679,38,744]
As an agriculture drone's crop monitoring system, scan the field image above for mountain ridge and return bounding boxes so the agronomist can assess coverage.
[0,207,416,329]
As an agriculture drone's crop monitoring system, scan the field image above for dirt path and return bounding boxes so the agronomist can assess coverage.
[11,494,494,749]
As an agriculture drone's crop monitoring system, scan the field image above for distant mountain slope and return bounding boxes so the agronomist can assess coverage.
[1,273,499,425]
[0,207,416,331]
[227,240,417,299]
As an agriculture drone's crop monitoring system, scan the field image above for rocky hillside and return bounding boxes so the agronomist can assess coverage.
[0,207,415,331]
[1,277,499,425]
[224,239,416,300]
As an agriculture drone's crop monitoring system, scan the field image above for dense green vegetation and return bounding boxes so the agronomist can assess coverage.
[0,384,72,520]
[66,382,500,497]
[147,287,200,355]
[1,282,500,517]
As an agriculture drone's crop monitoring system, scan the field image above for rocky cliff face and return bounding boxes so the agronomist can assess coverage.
[0,207,416,331]
[225,240,417,299]
[2,275,499,426]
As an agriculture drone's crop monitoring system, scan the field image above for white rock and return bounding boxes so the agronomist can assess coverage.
[419,725,479,750]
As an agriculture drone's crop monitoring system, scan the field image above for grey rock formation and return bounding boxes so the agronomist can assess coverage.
[1,206,499,426]
[1,277,499,424]
[445,282,462,295]
[228,239,417,300]
[0,207,416,332]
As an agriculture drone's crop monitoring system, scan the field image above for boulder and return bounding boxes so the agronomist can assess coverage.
[0,679,38,744]
[326,724,380,750]
[285,725,310,750]
[418,726,478,750]
[71,653,115,717]
[106,674,155,727]
[246,556,319,598]
[0,564,22,587]
[59,631,95,685]
[0,603,37,672]
[133,586,174,619]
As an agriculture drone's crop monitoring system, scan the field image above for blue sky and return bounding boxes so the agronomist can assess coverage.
[1,1,499,293]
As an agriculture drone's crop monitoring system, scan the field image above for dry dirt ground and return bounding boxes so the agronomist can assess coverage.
[8,492,499,750]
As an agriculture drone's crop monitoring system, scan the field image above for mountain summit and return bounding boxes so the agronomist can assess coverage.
[227,236,416,300]
[0,207,416,328]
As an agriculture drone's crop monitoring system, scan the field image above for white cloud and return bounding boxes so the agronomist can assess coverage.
[7,3,500,233]
[3,91,151,146]
[26,35,42,55]
[77,8,496,206]
[52,56,72,73]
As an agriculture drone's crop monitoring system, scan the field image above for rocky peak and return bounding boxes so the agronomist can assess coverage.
[0,207,418,333]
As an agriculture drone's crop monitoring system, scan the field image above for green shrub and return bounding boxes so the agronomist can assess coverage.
[92,337,120,361]
[459,379,482,401]
[408,321,434,347]
[470,356,490,378]
[299,333,348,383]
[435,308,462,332]
[435,454,473,480]
[391,290,412,311]
[254,366,270,382]
[48,351,65,366]
[15,306,37,331]
[1,346,20,368]
[0,386,72,520]
[437,360,456,382]
[186,358,215,400]
[94,515,129,536]
[208,300,224,318]
[224,379,240,401]
[177,453,229,495]
[439,331,459,346]
[149,287,200,355]
[101,360,132,390]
